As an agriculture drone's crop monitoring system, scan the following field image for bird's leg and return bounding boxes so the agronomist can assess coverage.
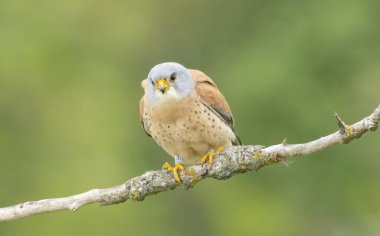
[200,146,224,166]
[162,155,185,183]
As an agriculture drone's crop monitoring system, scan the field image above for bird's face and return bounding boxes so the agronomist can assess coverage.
[146,62,194,104]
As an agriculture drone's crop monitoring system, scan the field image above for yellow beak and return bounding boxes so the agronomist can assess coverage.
[156,79,169,94]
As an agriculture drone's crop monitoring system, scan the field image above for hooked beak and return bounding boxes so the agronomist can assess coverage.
[156,79,169,94]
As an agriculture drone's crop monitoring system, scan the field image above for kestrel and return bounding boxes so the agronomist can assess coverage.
[140,62,241,182]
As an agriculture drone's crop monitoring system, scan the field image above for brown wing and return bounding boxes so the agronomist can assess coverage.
[140,79,151,137]
[189,69,234,126]
[189,69,241,145]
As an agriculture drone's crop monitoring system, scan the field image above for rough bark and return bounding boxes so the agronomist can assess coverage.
[0,104,379,222]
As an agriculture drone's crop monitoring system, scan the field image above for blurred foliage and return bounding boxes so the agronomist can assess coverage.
[1,0,379,235]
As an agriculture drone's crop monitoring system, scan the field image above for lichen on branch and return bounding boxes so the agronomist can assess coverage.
[0,104,379,222]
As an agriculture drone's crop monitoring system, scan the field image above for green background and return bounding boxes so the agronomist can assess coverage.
[1,0,379,235]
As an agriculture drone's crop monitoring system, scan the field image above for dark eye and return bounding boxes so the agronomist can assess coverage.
[169,73,176,81]
[150,79,154,85]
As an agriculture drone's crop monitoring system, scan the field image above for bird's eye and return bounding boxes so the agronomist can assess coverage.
[150,79,154,85]
[169,73,176,82]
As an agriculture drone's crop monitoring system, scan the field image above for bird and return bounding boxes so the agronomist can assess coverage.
[140,62,241,183]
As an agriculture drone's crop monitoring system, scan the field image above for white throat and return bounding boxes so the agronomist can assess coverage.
[156,86,182,101]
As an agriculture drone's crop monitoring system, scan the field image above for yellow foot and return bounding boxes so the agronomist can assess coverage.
[200,146,224,166]
[163,162,184,183]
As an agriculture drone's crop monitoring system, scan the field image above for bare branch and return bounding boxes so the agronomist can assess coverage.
[1,104,379,222]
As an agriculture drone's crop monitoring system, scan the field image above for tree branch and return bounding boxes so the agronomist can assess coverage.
[1,104,379,222]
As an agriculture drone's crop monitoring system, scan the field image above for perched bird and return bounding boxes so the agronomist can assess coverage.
[140,62,241,182]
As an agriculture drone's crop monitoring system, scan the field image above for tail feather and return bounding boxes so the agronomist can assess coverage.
[232,131,242,146]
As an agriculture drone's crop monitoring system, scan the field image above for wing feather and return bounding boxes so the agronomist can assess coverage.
[189,69,234,127]
[189,69,242,145]
[140,79,151,137]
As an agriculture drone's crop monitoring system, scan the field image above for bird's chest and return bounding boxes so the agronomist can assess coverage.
[144,98,230,163]
[145,99,201,141]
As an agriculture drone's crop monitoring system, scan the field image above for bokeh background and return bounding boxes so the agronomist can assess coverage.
[1,0,379,235]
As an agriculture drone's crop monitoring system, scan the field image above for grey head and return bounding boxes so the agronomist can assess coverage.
[146,62,194,104]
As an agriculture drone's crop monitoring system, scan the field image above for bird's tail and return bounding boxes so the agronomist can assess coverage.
[232,131,242,146]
